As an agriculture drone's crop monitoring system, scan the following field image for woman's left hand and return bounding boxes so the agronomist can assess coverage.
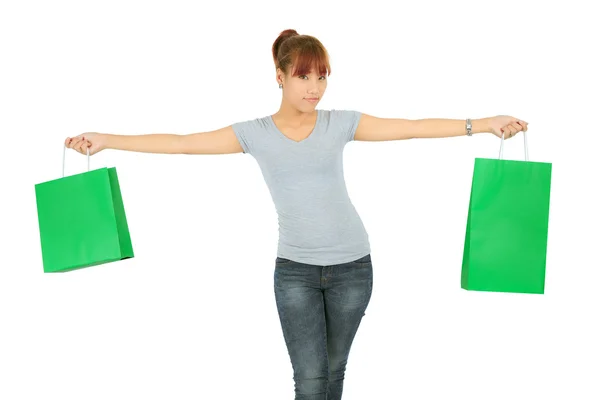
[487,115,529,139]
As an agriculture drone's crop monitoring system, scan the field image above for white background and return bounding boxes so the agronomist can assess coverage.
[1,0,599,399]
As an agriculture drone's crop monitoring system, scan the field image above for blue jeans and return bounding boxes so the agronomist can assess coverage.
[274,253,373,400]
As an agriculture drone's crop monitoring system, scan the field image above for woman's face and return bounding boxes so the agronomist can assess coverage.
[278,67,327,112]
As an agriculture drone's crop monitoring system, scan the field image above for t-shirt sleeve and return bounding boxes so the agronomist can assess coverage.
[334,109,362,143]
[231,119,253,155]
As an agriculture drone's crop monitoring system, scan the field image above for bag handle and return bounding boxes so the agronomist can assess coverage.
[498,129,529,161]
[62,143,90,178]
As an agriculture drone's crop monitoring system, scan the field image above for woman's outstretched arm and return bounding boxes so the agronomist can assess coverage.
[65,125,245,156]
[353,113,528,141]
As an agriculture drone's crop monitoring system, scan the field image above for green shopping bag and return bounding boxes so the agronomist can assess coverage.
[461,130,552,294]
[35,145,134,273]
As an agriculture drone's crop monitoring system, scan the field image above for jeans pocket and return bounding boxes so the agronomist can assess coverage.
[275,256,292,265]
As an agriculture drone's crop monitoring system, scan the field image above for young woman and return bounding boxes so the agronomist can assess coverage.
[65,29,528,400]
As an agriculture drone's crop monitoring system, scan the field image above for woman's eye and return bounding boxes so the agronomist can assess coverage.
[300,75,326,80]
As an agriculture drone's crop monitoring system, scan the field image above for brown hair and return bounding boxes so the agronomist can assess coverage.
[272,29,331,79]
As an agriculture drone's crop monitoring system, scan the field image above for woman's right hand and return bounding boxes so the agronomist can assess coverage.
[64,132,106,156]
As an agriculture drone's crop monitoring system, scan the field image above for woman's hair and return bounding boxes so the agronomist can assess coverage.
[272,29,331,78]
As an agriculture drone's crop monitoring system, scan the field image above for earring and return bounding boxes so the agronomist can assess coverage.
[279,83,283,89]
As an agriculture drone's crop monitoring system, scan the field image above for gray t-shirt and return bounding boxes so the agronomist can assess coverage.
[231,108,371,266]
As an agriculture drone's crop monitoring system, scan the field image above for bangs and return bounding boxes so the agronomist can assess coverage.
[289,46,330,77]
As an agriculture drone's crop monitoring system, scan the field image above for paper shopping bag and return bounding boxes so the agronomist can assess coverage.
[35,146,134,272]
[461,131,552,294]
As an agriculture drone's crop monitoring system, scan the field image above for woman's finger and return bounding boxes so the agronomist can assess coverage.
[71,137,83,148]
[510,123,522,132]
[506,124,518,138]
[516,121,528,132]
[502,126,515,136]
[75,139,86,153]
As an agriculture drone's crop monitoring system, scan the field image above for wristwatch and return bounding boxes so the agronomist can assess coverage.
[466,118,472,136]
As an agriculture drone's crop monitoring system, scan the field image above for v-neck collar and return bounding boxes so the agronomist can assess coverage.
[269,109,321,144]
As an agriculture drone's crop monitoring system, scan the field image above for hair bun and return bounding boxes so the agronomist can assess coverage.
[272,29,299,66]
[280,29,299,39]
